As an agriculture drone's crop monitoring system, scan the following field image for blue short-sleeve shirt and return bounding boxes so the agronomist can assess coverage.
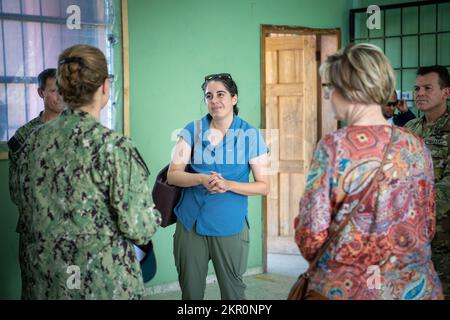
[174,114,269,236]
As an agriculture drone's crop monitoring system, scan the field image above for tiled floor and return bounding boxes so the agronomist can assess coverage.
[147,253,309,300]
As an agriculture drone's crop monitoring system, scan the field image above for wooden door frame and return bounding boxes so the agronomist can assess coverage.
[260,24,341,272]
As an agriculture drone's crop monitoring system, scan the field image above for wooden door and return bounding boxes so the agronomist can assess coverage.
[265,34,318,254]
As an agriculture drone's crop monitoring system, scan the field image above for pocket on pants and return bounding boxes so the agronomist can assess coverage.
[239,222,250,244]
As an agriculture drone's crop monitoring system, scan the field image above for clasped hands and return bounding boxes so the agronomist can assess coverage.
[202,171,231,194]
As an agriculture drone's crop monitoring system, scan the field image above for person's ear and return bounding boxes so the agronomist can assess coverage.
[37,87,44,99]
[102,78,109,95]
[443,87,450,99]
[232,94,238,106]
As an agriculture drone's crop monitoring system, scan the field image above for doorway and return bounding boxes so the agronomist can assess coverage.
[261,25,340,273]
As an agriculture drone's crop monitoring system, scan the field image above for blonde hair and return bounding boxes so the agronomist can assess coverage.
[57,44,108,109]
[319,43,395,106]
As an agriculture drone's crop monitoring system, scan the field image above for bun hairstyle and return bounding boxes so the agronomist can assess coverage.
[57,44,108,109]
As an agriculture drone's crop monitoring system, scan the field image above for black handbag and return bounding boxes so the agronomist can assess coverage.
[152,120,200,228]
[152,165,181,228]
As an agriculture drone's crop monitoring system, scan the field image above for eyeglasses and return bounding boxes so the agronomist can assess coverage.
[386,101,398,107]
[106,74,114,83]
[204,73,232,81]
[321,83,334,99]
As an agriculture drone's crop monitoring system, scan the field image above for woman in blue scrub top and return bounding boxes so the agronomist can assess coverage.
[167,73,270,300]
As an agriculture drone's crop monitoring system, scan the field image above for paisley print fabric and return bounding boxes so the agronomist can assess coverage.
[294,125,443,300]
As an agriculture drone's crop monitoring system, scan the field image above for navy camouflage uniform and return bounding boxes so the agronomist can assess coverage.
[8,112,45,299]
[9,108,161,299]
[8,112,44,206]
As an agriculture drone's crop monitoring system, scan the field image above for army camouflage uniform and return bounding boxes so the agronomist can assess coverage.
[9,108,161,299]
[405,107,450,299]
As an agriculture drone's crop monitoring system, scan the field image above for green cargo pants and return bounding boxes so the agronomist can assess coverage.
[173,220,249,300]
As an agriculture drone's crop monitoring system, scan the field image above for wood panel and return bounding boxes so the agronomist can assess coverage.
[265,51,278,84]
[279,173,290,236]
[279,96,303,161]
[277,160,304,173]
[290,173,304,234]
[262,24,341,257]
[279,173,305,236]
[266,83,303,96]
[279,49,303,83]
[303,36,318,173]
[265,35,317,238]
[320,35,339,137]
[266,36,305,51]
[267,174,279,237]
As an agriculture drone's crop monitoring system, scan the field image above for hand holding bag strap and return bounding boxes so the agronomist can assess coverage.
[303,126,396,278]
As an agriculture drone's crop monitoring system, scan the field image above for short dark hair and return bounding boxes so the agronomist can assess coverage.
[417,65,450,89]
[391,90,398,100]
[201,73,239,115]
[38,68,56,90]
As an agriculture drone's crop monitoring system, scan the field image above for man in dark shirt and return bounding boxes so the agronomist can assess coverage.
[381,91,416,126]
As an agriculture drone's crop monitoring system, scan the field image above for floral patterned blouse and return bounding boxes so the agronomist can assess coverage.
[294,125,443,300]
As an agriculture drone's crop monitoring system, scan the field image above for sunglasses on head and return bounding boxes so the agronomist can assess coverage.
[386,101,398,107]
[204,73,232,81]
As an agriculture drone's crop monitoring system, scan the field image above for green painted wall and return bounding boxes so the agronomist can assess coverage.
[127,0,349,289]
[0,0,350,298]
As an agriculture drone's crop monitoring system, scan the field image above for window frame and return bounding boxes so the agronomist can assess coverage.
[349,0,450,117]
[0,0,130,160]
